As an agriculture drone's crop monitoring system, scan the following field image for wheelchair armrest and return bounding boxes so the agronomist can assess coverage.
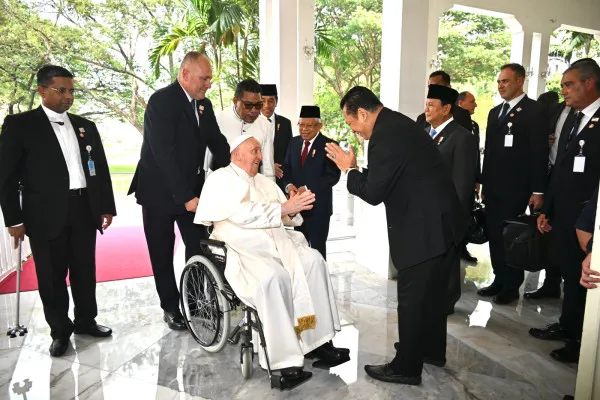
[200,239,226,248]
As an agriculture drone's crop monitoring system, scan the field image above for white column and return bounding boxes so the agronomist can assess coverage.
[296,0,315,109]
[273,0,298,122]
[575,187,600,399]
[259,0,275,83]
[536,32,551,97]
[527,32,542,96]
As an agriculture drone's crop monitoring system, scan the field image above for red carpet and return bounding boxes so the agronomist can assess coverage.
[0,225,180,294]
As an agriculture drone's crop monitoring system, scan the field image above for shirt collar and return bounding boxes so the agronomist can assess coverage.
[305,132,320,145]
[431,117,454,137]
[504,92,526,111]
[229,162,256,184]
[41,104,67,122]
[581,96,600,119]
[178,79,194,103]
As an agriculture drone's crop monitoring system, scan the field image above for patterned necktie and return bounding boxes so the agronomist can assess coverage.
[301,140,310,166]
[498,103,510,121]
[429,128,437,138]
[567,112,584,145]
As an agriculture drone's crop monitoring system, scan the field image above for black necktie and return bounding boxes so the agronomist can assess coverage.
[52,121,64,126]
[567,112,584,144]
[267,117,272,123]
[498,103,510,121]
[191,99,198,126]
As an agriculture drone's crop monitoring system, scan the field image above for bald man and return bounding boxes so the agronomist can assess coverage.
[128,51,230,330]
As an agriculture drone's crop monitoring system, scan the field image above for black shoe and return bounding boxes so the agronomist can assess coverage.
[364,364,421,385]
[524,286,561,299]
[460,246,478,263]
[550,341,580,363]
[74,323,112,338]
[477,283,502,297]
[305,342,350,369]
[163,311,186,331]
[49,338,69,357]
[563,396,574,400]
[492,291,519,305]
[529,323,569,341]
[272,367,312,390]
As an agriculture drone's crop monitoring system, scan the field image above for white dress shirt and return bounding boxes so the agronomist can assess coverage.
[180,83,199,125]
[214,107,275,179]
[430,117,454,140]
[498,92,526,118]
[549,105,571,165]
[42,104,87,189]
[299,132,320,155]
[577,96,600,135]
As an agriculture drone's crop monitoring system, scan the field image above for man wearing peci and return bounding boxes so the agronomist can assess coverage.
[0,65,116,357]
[326,86,467,385]
[260,84,293,192]
[128,52,230,331]
[283,106,341,259]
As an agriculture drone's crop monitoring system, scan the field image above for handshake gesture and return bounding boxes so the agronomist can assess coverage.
[282,187,315,216]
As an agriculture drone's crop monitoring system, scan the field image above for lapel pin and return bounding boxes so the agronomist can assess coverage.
[516,107,522,112]
[437,136,444,144]
[277,123,280,131]
[590,124,595,128]
[311,149,316,157]
[198,104,204,115]
[79,127,85,138]
[592,117,599,122]
[510,113,515,117]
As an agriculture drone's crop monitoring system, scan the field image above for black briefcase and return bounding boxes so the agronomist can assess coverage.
[502,213,549,272]
[467,200,488,244]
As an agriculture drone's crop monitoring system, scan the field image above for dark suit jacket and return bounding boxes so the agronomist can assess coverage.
[128,80,230,214]
[481,95,548,210]
[273,114,293,190]
[472,120,482,183]
[283,132,341,217]
[0,107,116,239]
[543,106,600,227]
[427,120,478,214]
[347,108,467,270]
[416,106,472,132]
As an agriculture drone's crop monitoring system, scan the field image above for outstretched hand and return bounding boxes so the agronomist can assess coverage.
[282,190,315,216]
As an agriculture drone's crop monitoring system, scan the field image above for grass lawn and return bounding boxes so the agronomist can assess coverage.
[109,165,137,174]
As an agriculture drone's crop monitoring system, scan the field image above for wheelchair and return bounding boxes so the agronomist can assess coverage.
[179,237,304,390]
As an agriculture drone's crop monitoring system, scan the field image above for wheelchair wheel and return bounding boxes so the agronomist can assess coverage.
[180,255,230,353]
[241,344,254,379]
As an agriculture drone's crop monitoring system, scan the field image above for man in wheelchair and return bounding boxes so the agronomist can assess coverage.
[194,134,350,384]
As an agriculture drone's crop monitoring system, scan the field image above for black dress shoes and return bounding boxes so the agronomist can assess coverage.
[364,364,421,385]
[271,367,312,390]
[305,341,350,368]
[477,283,502,297]
[523,286,561,300]
[49,338,70,357]
[74,323,112,337]
[163,311,187,331]
[529,323,569,341]
[460,246,478,263]
[550,341,580,363]
[492,291,519,305]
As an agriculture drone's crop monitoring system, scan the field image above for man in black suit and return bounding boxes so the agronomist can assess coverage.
[325,86,467,385]
[0,65,116,357]
[478,63,548,305]
[259,84,293,191]
[530,60,600,363]
[283,106,340,259]
[416,71,473,133]
[128,52,230,330]
[457,90,482,263]
[425,85,478,313]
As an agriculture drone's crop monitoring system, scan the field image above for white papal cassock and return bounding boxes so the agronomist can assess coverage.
[194,163,341,370]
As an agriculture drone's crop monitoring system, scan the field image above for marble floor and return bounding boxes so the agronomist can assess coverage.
[0,240,577,400]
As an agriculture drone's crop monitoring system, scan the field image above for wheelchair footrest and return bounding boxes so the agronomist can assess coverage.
[270,371,312,391]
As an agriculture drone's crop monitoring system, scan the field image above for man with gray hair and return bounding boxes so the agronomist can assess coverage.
[128,52,230,331]
[530,59,600,363]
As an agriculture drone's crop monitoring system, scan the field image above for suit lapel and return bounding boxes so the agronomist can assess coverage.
[303,133,324,167]
[496,96,528,131]
[34,107,69,171]
[435,121,456,147]
[574,107,600,144]
[67,114,92,174]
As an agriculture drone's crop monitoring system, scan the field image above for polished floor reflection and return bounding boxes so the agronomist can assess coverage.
[0,240,576,399]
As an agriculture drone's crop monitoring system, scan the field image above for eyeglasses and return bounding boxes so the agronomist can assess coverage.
[43,86,79,95]
[241,101,263,110]
[298,123,319,129]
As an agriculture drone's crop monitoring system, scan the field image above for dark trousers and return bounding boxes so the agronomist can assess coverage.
[485,201,525,292]
[29,194,98,340]
[447,246,461,308]
[142,206,205,313]
[389,246,454,376]
[296,212,330,260]
[540,230,562,290]
[554,226,587,340]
